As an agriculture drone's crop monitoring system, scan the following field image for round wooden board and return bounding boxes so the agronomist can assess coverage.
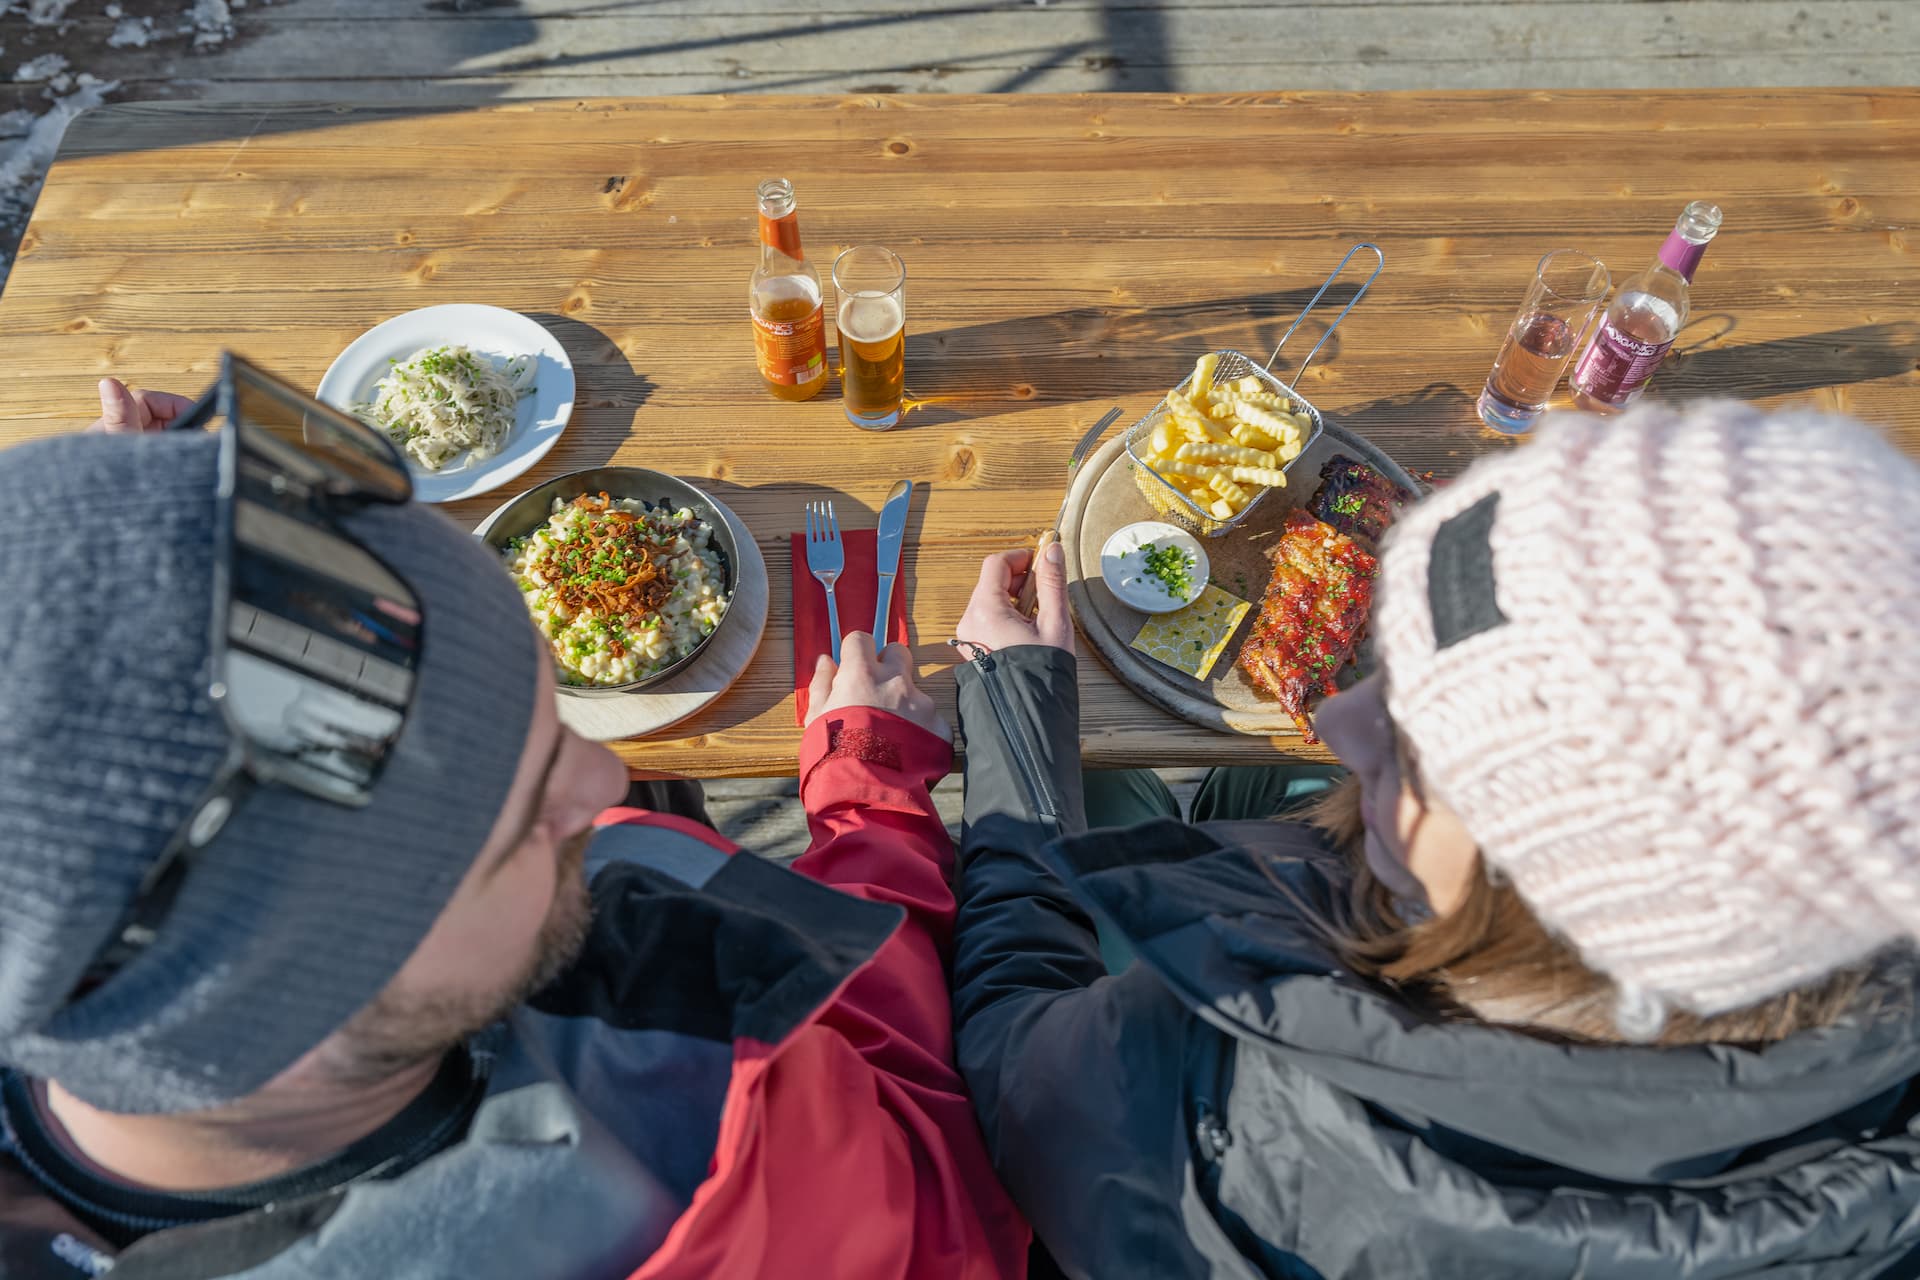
[1060,422,1419,737]
[481,494,769,743]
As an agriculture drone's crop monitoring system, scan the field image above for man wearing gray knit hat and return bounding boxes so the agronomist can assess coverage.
[0,369,1029,1279]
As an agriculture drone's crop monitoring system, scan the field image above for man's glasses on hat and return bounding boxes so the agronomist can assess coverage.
[68,354,424,1004]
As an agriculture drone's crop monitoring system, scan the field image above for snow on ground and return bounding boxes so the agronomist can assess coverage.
[106,16,150,47]
[12,51,66,79]
[0,0,256,286]
[0,69,113,276]
[24,0,79,25]
[186,0,229,47]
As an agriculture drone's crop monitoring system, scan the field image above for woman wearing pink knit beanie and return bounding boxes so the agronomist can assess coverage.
[947,400,1920,1279]
[1356,398,1920,1041]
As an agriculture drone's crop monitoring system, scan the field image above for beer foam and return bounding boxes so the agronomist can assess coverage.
[839,292,903,344]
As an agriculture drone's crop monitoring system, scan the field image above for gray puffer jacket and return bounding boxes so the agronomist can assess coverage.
[950,645,1920,1280]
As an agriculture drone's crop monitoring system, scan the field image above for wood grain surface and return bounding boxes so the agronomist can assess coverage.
[1,92,1916,776]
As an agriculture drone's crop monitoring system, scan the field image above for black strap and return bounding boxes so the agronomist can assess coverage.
[0,1046,486,1247]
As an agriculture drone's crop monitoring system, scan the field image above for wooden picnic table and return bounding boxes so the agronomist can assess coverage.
[1,92,1916,776]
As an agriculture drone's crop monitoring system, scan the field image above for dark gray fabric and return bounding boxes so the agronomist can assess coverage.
[949,647,1920,1280]
[591,821,726,889]
[1083,767,1347,831]
[953,649,1215,1279]
[1426,489,1508,649]
[0,825,902,1278]
[0,430,539,1114]
[956,644,1086,852]
[1188,767,1343,825]
[1082,768,1181,830]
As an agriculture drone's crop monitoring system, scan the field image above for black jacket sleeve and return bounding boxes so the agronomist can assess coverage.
[949,645,1215,1279]
[951,644,1101,1079]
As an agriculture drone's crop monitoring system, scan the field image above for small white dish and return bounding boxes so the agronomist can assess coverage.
[317,304,576,504]
[1100,521,1210,614]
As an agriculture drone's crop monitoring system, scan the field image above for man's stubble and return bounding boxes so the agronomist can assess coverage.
[316,827,596,1089]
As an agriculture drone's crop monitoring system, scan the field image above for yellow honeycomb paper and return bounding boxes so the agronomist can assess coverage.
[1128,584,1252,680]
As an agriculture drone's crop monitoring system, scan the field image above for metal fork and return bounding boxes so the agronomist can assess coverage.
[804,499,845,663]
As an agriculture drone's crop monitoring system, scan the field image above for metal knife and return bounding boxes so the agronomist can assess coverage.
[1016,407,1122,616]
[872,478,913,647]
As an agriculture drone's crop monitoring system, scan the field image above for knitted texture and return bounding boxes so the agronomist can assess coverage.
[1372,402,1920,1034]
[0,430,540,1113]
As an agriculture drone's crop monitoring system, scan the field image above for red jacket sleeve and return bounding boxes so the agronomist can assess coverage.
[793,707,1030,1277]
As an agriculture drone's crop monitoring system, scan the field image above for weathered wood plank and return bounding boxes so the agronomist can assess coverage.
[60,3,1920,91]
[45,0,1896,23]
[158,0,1765,16]
[42,90,1920,146]
[134,57,1920,100]
[2,93,1915,775]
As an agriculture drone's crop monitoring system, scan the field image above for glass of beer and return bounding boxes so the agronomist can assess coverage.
[831,246,906,431]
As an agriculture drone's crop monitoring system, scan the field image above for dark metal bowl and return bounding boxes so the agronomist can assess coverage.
[477,466,739,697]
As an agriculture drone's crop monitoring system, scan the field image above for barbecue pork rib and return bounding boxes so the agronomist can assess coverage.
[1309,454,1413,548]
[1236,509,1378,742]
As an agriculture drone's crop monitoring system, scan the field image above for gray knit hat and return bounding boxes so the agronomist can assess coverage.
[0,429,540,1114]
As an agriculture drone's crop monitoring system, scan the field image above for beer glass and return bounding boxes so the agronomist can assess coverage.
[832,246,906,431]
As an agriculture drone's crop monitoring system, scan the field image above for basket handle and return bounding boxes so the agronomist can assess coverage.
[1264,242,1385,390]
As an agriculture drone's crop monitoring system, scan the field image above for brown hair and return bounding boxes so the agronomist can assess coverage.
[1297,777,1874,1046]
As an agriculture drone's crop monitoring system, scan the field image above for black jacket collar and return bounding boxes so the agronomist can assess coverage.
[535,821,904,1048]
[1047,816,1920,1185]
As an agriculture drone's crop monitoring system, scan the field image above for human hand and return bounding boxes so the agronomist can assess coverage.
[955,543,1074,655]
[804,630,951,741]
[86,378,195,434]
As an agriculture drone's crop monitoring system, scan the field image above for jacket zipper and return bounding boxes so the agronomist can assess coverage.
[954,642,1064,837]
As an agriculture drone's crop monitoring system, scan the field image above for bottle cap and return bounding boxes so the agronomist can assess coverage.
[1658,201,1722,282]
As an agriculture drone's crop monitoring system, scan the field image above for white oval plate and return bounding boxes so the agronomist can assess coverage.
[317,304,575,504]
[1100,521,1210,614]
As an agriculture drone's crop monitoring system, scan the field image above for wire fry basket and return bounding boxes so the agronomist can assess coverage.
[1126,243,1385,537]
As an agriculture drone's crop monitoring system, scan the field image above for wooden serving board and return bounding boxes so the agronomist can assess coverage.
[508,496,769,743]
[1060,422,1420,737]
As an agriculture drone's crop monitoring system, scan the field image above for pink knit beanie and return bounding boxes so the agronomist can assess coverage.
[1372,401,1920,1037]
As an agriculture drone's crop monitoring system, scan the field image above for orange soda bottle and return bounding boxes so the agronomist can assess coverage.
[750,178,828,401]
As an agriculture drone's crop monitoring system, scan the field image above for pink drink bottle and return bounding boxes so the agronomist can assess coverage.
[1570,201,1722,413]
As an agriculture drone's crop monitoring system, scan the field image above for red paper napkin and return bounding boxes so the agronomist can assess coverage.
[791,528,910,724]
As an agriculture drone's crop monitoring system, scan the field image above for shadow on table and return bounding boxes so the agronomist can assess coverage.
[1654,321,1920,402]
[1324,320,1920,482]
[1673,313,1739,355]
[1328,381,1482,480]
[897,283,1361,430]
[526,313,656,471]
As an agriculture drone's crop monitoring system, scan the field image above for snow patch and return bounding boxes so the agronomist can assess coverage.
[0,78,118,277]
[107,16,154,48]
[185,0,235,48]
[24,0,78,26]
[13,53,69,82]
[0,0,272,289]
